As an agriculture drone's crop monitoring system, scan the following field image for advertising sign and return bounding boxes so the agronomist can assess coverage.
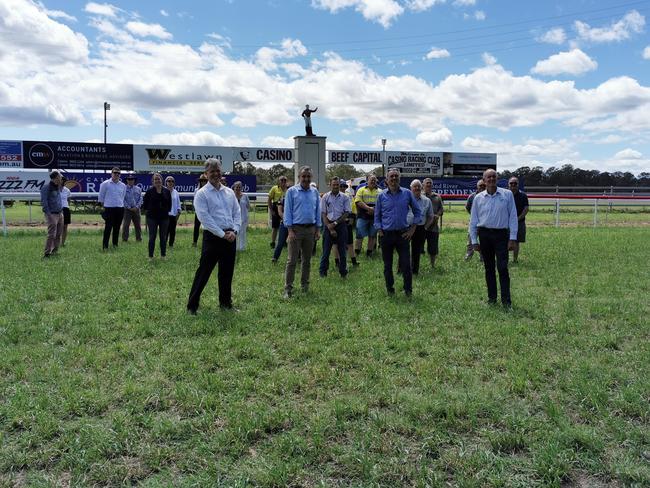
[22,141,133,170]
[0,141,23,168]
[397,177,519,196]
[133,144,233,172]
[444,152,497,176]
[386,151,443,177]
[233,147,294,163]
[60,172,256,200]
[0,170,48,192]
[328,150,383,165]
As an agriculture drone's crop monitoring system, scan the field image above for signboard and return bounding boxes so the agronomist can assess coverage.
[0,170,48,192]
[133,144,233,172]
[444,152,496,176]
[22,141,133,170]
[397,177,519,196]
[328,150,383,165]
[386,151,442,177]
[0,141,23,168]
[59,172,256,200]
[233,147,294,163]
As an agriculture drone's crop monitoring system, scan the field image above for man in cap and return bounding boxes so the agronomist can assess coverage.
[122,173,142,242]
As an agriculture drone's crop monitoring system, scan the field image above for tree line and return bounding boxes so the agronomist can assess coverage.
[234,162,649,187]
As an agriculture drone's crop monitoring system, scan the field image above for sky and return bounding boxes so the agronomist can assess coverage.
[1,0,649,174]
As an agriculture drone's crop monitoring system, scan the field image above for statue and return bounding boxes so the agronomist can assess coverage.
[302,104,318,136]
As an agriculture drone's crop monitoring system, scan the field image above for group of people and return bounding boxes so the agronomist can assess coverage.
[40,159,529,313]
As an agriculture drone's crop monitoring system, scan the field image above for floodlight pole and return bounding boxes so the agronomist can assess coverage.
[381,138,387,177]
[103,102,111,143]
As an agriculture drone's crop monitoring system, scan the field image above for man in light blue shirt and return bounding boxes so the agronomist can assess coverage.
[98,167,127,249]
[283,165,321,298]
[374,168,421,296]
[187,159,242,314]
[319,177,351,278]
[469,169,518,307]
[121,173,142,242]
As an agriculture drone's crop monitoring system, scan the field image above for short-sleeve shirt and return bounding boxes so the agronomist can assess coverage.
[513,191,529,221]
[427,193,444,232]
[354,186,379,220]
[268,185,285,204]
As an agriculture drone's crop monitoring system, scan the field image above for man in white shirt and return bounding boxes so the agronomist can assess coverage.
[98,167,127,250]
[469,169,518,307]
[187,159,242,314]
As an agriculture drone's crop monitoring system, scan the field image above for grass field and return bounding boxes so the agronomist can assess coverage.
[0,227,648,486]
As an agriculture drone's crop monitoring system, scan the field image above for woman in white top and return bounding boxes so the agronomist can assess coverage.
[60,176,72,246]
[165,176,182,248]
[232,181,249,251]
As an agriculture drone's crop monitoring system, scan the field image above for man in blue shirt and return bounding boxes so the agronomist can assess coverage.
[283,165,321,298]
[374,168,421,296]
[319,176,351,278]
[469,169,518,307]
[121,173,142,242]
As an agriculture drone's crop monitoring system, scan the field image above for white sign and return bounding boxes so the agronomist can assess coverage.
[450,152,497,165]
[386,151,442,177]
[328,150,383,164]
[0,141,23,168]
[0,170,48,192]
[233,147,294,163]
[133,144,233,172]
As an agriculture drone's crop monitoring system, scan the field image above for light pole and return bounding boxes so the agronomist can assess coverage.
[103,102,110,143]
[381,138,387,177]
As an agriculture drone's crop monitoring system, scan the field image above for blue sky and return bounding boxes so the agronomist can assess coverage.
[1,0,649,173]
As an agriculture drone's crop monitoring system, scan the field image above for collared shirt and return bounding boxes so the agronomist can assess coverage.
[469,187,518,244]
[41,182,62,214]
[268,185,286,204]
[98,178,127,208]
[407,194,433,226]
[345,187,357,215]
[321,191,351,223]
[354,186,379,220]
[238,193,250,224]
[426,192,444,232]
[284,184,321,227]
[374,187,421,231]
[169,189,181,217]
[60,186,71,209]
[194,182,241,238]
[123,184,142,209]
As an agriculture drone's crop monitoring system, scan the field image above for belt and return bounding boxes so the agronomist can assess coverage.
[223,228,234,233]
[293,223,315,227]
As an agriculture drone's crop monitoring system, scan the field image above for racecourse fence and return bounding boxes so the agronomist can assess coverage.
[1,192,650,237]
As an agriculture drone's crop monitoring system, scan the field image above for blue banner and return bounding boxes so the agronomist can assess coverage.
[61,172,256,200]
[398,177,522,197]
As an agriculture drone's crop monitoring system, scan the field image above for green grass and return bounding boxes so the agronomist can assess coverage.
[0,227,648,486]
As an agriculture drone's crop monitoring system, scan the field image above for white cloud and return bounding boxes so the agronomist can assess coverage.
[643,46,650,59]
[256,38,307,70]
[416,128,453,147]
[160,9,169,17]
[407,0,445,12]
[453,0,475,5]
[261,136,295,148]
[92,107,149,126]
[574,10,645,44]
[538,27,566,45]
[125,21,172,39]
[474,11,485,21]
[425,47,450,59]
[482,52,497,65]
[614,148,642,160]
[531,49,597,76]
[84,2,119,18]
[121,131,253,147]
[312,0,404,28]
[38,2,77,22]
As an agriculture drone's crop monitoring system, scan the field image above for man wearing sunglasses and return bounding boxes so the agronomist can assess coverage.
[508,177,529,263]
[98,167,127,250]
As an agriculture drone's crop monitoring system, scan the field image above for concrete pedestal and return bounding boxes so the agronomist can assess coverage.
[294,136,326,192]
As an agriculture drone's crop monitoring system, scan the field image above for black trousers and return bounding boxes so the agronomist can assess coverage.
[319,222,348,276]
[410,225,426,274]
[187,230,236,310]
[478,227,511,304]
[167,215,178,247]
[146,216,169,258]
[381,229,412,293]
[193,215,201,244]
[102,207,124,248]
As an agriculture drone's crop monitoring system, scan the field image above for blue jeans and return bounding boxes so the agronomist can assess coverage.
[319,222,348,276]
[272,224,288,261]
